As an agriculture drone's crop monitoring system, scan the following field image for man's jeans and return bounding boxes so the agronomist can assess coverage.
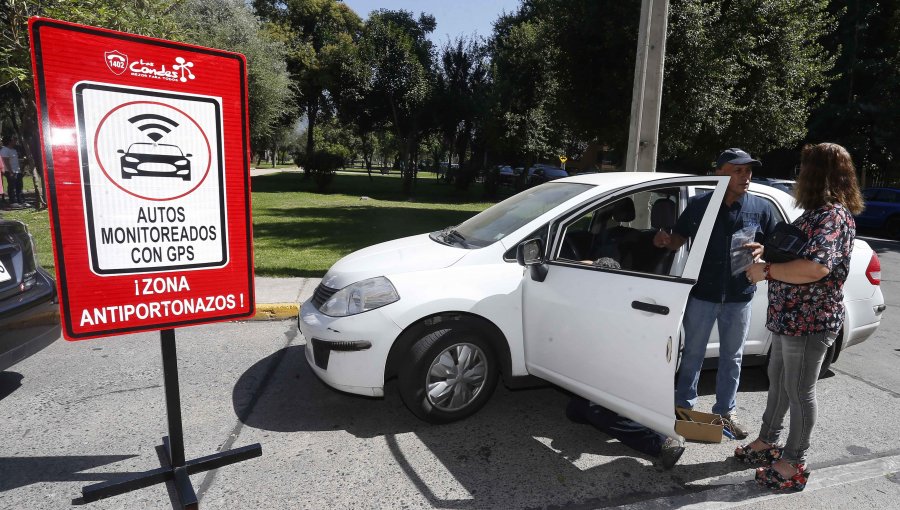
[758,331,836,465]
[675,296,752,416]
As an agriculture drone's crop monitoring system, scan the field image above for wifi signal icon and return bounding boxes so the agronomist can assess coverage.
[128,113,180,142]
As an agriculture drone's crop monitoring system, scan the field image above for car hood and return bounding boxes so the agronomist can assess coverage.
[321,233,468,289]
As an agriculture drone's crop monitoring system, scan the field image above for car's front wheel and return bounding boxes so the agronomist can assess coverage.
[398,324,499,424]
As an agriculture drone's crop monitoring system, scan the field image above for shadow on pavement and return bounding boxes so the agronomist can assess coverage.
[0,371,24,401]
[0,455,136,492]
[232,345,756,508]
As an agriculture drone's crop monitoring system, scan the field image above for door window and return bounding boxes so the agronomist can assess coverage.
[555,187,682,276]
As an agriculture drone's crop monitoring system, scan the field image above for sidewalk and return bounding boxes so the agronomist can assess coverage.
[250,276,321,320]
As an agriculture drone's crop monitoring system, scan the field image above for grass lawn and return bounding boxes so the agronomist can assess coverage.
[3,171,499,277]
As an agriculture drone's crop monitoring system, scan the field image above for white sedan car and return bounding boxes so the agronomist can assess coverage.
[298,173,885,439]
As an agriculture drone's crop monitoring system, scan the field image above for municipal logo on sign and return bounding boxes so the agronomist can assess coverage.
[104,50,128,75]
[74,82,227,275]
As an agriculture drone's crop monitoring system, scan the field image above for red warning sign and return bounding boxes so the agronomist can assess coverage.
[29,18,255,339]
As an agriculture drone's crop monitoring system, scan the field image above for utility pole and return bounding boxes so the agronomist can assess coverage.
[625,0,669,172]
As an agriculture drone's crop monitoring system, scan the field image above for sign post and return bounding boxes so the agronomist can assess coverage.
[30,18,260,507]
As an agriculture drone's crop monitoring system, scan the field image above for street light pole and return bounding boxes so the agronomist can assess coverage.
[625,0,670,172]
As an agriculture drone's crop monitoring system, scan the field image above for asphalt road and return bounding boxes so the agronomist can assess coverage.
[1,235,898,509]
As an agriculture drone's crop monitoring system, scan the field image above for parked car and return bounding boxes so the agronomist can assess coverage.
[856,187,900,239]
[496,165,516,187]
[1,220,59,372]
[526,165,569,187]
[298,173,885,439]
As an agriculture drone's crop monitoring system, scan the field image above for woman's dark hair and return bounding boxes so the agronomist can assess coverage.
[794,143,864,215]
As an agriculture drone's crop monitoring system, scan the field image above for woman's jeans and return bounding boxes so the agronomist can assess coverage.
[675,296,752,416]
[759,331,836,465]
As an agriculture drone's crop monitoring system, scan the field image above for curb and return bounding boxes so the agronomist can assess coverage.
[18,303,300,326]
[249,303,300,321]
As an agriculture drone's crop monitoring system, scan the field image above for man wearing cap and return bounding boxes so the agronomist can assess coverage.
[653,148,778,439]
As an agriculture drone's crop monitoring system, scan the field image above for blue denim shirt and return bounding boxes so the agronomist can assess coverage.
[675,191,779,303]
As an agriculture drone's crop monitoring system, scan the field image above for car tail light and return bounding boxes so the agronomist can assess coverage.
[866,252,881,285]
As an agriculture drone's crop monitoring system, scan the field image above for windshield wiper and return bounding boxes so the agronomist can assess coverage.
[434,226,468,247]
[445,228,466,243]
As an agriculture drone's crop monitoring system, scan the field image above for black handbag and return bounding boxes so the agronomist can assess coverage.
[764,222,808,263]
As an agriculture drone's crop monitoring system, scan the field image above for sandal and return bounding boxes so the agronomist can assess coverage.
[734,440,782,464]
[755,462,810,491]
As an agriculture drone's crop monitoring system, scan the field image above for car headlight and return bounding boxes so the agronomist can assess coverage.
[319,276,400,317]
[174,159,188,165]
[124,156,139,163]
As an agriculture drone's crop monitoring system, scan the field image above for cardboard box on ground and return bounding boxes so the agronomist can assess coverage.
[675,408,725,443]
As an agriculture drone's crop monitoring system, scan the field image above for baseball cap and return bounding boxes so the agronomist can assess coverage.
[716,148,761,168]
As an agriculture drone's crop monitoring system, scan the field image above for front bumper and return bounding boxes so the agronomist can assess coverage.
[298,299,402,397]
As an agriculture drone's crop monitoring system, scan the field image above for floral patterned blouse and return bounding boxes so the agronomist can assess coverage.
[766,203,855,336]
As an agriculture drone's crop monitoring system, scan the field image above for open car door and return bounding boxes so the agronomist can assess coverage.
[522,176,729,438]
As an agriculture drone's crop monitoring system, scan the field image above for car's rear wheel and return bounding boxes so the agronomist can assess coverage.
[398,323,498,424]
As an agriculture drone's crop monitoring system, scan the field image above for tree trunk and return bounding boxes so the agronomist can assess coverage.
[13,106,47,209]
[304,97,319,179]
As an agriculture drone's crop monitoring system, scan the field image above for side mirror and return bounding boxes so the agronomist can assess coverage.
[117,149,124,154]
[516,238,544,266]
[517,238,549,282]
[185,153,192,157]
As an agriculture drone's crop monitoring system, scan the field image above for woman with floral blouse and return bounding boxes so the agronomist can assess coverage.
[738,143,864,491]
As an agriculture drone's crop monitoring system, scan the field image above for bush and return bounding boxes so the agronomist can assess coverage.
[298,143,350,192]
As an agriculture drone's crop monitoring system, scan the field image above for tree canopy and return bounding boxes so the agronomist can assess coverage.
[2,0,899,196]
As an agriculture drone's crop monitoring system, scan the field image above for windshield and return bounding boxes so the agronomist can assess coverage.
[446,182,591,248]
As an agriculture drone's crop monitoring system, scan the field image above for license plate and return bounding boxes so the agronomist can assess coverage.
[0,260,10,283]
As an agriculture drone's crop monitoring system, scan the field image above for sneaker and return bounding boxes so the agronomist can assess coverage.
[721,413,749,440]
[659,437,685,470]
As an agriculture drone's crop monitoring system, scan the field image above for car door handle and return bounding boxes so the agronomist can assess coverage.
[632,301,669,315]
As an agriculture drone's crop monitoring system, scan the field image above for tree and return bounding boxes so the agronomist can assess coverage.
[661,0,837,166]
[807,0,900,186]
[323,29,382,179]
[434,36,491,189]
[1,0,181,209]
[359,9,436,193]
[488,11,566,166]
[488,0,837,170]
[175,0,294,154]
[252,0,361,176]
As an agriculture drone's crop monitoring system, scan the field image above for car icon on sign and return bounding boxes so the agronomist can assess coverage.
[118,143,192,181]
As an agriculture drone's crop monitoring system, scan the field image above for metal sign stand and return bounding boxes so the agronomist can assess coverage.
[81,329,262,508]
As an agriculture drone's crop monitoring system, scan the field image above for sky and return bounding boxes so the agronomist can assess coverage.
[341,0,522,43]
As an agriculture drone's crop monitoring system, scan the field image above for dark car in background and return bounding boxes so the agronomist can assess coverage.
[526,165,569,187]
[856,187,900,239]
[1,220,59,372]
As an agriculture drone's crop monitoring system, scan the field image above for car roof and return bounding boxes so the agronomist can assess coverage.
[561,171,692,188]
